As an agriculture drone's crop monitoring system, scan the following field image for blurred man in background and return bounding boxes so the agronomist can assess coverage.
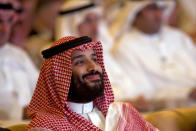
[24,0,62,69]
[0,0,38,120]
[111,0,196,112]
[10,0,37,48]
[56,0,113,47]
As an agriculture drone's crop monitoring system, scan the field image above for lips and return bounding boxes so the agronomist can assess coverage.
[85,74,100,81]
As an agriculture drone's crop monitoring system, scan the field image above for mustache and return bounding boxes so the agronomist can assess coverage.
[82,71,103,80]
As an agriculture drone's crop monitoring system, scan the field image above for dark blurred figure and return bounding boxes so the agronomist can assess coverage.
[0,127,10,131]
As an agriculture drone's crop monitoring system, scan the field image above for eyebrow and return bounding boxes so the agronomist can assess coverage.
[72,55,85,61]
[72,53,97,61]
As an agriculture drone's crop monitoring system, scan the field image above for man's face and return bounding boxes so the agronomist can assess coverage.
[78,12,99,41]
[68,48,104,103]
[0,10,16,46]
[134,3,163,34]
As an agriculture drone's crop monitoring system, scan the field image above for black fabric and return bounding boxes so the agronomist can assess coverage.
[0,127,11,131]
[42,36,92,59]
[0,3,23,13]
[0,3,14,10]
[59,3,95,15]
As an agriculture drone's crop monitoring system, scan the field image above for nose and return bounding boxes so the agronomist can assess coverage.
[155,10,163,20]
[93,22,98,31]
[86,60,97,72]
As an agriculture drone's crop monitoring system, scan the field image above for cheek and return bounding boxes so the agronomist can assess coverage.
[0,27,3,33]
[72,67,85,80]
[78,23,89,34]
[97,65,103,73]
[6,26,12,33]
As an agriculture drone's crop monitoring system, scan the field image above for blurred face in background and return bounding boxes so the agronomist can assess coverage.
[10,0,35,47]
[133,3,163,34]
[0,6,16,46]
[78,12,99,41]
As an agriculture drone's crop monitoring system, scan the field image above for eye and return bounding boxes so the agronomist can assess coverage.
[92,58,97,63]
[8,17,13,23]
[75,60,84,65]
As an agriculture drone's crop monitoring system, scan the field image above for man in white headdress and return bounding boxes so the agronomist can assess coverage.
[56,0,129,100]
[0,0,38,120]
[111,0,196,111]
[56,0,114,52]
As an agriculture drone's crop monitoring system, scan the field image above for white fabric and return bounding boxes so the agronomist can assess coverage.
[0,44,39,120]
[66,101,94,114]
[105,102,121,131]
[67,101,105,130]
[105,102,160,131]
[112,26,196,102]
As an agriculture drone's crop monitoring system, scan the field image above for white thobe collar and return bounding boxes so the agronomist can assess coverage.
[67,101,94,114]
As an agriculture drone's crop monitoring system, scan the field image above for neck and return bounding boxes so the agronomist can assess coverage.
[136,27,159,35]
[133,22,160,35]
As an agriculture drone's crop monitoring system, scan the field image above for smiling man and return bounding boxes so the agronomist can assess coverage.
[27,36,114,130]
[68,49,104,103]
[26,36,158,131]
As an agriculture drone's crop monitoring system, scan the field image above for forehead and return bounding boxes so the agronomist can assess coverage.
[71,49,96,58]
[85,12,99,20]
[86,12,98,17]
[142,3,162,11]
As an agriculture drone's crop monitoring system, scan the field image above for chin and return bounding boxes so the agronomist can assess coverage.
[68,77,104,102]
[89,81,100,86]
[85,83,104,98]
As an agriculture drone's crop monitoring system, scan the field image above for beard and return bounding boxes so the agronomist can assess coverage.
[68,71,104,103]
